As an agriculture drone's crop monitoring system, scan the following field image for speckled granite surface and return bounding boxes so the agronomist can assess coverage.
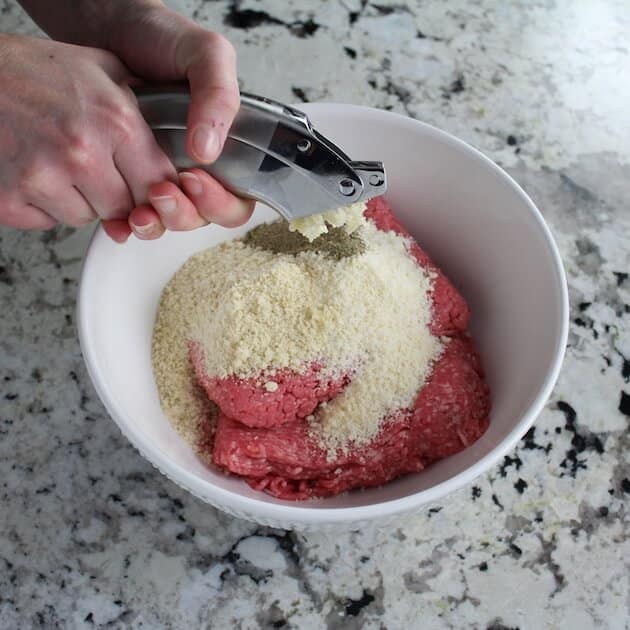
[1,1,629,628]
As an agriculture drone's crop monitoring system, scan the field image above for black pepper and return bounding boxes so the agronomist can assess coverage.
[243,220,366,260]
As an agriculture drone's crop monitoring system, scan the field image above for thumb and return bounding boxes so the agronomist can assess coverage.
[177,31,240,164]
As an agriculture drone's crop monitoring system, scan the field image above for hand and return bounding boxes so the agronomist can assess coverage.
[101,3,255,242]
[0,33,179,232]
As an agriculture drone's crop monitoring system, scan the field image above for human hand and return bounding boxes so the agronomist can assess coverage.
[0,32,253,240]
[101,2,255,242]
[0,33,180,232]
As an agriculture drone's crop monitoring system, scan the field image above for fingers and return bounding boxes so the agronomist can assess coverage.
[128,204,166,240]
[21,168,97,228]
[143,170,253,234]
[178,169,254,227]
[0,199,56,230]
[24,205,57,230]
[175,32,240,163]
[102,219,132,243]
[113,115,178,207]
[147,179,207,231]
[75,157,134,220]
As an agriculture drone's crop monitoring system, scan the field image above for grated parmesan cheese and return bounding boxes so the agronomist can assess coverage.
[152,218,442,455]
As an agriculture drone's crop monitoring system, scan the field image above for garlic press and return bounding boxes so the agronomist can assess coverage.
[134,86,387,221]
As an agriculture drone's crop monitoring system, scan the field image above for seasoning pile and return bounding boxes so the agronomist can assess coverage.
[152,197,490,500]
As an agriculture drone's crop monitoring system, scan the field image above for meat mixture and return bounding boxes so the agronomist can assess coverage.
[152,196,490,500]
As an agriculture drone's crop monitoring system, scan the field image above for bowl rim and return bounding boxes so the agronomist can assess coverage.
[77,103,569,524]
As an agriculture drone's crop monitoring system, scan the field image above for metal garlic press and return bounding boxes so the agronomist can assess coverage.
[134,86,387,221]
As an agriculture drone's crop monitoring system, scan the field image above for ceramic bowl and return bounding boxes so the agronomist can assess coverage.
[78,104,568,530]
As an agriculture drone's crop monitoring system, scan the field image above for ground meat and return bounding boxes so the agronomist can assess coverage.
[211,334,489,499]
[196,196,490,500]
[190,344,349,429]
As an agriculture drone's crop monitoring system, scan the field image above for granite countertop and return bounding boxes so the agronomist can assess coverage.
[1,1,628,628]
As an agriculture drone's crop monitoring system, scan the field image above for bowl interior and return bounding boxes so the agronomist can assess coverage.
[78,104,567,522]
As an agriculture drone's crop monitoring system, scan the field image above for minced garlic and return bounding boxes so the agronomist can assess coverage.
[289,201,367,241]
[152,218,442,455]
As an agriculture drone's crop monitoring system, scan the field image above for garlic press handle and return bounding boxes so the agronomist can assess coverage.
[134,86,387,221]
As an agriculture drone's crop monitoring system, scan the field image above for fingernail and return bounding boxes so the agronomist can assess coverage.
[220,200,254,227]
[131,220,157,235]
[230,201,252,223]
[151,195,177,215]
[179,172,203,196]
[192,124,219,162]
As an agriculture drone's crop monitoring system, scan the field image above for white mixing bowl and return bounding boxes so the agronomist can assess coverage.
[78,104,568,530]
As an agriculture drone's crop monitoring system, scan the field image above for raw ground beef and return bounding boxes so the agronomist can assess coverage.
[210,335,489,499]
[190,345,350,429]
[193,197,490,500]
